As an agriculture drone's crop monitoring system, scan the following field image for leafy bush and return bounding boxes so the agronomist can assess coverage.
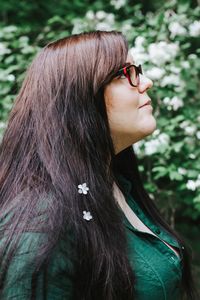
[0,0,200,224]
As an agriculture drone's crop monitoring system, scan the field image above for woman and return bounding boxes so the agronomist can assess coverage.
[0,30,197,299]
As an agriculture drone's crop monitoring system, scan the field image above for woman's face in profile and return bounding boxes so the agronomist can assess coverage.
[104,52,157,154]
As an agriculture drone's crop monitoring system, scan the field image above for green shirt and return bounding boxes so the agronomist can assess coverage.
[117,173,183,300]
[1,174,183,299]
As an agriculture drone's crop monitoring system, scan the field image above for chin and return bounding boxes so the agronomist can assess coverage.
[139,118,157,138]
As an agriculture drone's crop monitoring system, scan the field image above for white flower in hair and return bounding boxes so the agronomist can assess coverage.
[78,183,89,194]
[83,211,93,221]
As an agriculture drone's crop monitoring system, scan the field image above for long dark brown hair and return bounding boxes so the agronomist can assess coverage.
[0,30,197,299]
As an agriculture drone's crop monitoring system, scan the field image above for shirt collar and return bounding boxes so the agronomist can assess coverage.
[115,173,132,194]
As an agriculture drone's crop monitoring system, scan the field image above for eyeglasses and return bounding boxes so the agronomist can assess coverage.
[115,64,143,87]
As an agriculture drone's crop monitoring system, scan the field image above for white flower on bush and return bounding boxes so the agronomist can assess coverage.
[186,177,200,191]
[0,43,11,56]
[145,67,165,80]
[152,129,161,137]
[148,41,179,66]
[3,25,18,33]
[188,53,197,60]
[135,36,146,48]
[110,0,126,10]
[86,11,95,20]
[189,153,196,159]
[144,133,170,155]
[169,22,187,38]
[189,21,200,37]
[186,180,197,191]
[133,140,144,155]
[96,11,107,20]
[160,74,184,88]
[169,66,181,74]
[0,122,7,130]
[96,22,113,31]
[178,167,187,175]
[129,36,149,65]
[180,120,190,129]
[170,96,183,111]
[196,131,200,139]
[129,49,149,65]
[121,23,132,33]
[7,74,15,82]
[184,125,196,135]
[163,96,183,111]
[181,61,190,69]
[73,11,115,34]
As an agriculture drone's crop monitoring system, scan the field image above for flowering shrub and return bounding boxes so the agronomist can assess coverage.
[0,0,200,224]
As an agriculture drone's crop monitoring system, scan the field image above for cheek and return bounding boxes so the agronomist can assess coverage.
[105,85,139,113]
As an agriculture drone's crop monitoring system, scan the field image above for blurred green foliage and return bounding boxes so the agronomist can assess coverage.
[0,0,200,290]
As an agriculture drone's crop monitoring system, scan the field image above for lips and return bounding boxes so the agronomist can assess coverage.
[139,100,152,108]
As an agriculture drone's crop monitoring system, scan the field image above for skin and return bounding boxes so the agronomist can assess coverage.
[106,53,180,257]
[104,53,156,154]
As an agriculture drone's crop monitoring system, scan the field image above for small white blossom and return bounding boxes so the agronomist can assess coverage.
[170,66,181,74]
[163,97,171,105]
[170,96,184,111]
[3,25,17,33]
[178,167,187,175]
[184,125,196,135]
[0,122,6,129]
[78,183,89,195]
[162,96,183,111]
[110,0,126,9]
[86,10,95,20]
[196,131,200,139]
[83,211,93,221]
[189,21,200,37]
[188,53,197,60]
[106,13,115,23]
[186,180,196,191]
[181,61,190,69]
[96,22,113,31]
[168,22,187,38]
[144,133,170,155]
[0,43,11,56]
[180,120,190,129]
[7,74,15,82]
[144,140,160,155]
[189,153,196,159]
[133,140,144,155]
[135,36,146,48]
[160,74,184,88]
[129,47,149,65]
[148,41,179,66]
[196,179,200,188]
[129,37,148,65]
[152,129,161,137]
[146,67,165,80]
[96,10,107,20]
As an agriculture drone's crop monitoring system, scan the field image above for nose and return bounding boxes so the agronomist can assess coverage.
[138,74,153,93]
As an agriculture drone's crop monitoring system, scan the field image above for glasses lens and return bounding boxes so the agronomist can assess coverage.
[127,66,139,86]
